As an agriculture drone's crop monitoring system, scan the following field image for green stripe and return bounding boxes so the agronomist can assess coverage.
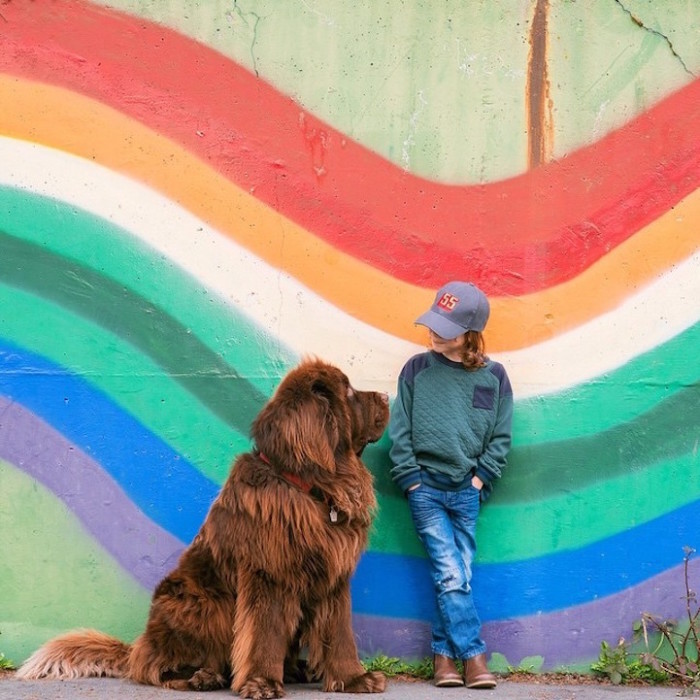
[0,460,151,665]
[513,322,700,446]
[5,184,697,454]
[0,185,297,398]
[368,449,700,564]
[0,281,244,483]
[498,385,700,504]
[0,230,269,433]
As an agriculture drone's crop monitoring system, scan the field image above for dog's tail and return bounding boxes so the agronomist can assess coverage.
[16,629,131,680]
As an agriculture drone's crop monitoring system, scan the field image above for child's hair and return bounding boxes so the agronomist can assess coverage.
[460,330,487,370]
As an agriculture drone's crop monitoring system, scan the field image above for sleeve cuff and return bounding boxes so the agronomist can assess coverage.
[475,466,493,486]
[395,471,421,495]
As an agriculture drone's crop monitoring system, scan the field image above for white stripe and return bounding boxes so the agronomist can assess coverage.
[1,136,698,399]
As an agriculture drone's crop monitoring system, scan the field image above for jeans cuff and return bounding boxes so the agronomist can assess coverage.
[461,644,487,661]
[431,644,454,658]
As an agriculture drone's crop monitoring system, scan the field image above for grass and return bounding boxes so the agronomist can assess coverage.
[361,653,685,688]
[362,655,434,680]
[0,631,14,673]
[0,653,14,672]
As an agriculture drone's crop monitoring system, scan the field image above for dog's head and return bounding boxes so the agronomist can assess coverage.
[251,358,389,475]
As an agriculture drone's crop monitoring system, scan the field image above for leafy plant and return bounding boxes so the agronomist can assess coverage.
[637,546,700,692]
[506,655,545,675]
[362,654,433,679]
[0,630,14,671]
[591,639,630,684]
[593,546,699,690]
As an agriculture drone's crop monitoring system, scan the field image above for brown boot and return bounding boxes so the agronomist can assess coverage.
[433,654,464,687]
[463,653,496,689]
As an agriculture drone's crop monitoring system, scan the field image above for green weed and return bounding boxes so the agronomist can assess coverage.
[362,654,433,679]
[592,546,699,692]
[0,630,14,671]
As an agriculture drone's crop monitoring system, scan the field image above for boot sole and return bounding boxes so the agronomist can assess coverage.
[435,679,465,687]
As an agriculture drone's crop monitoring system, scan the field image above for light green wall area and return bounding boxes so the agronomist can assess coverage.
[547,0,699,156]
[95,0,699,182]
[0,461,150,665]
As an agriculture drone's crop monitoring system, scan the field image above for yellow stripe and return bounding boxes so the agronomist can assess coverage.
[1,75,698,352]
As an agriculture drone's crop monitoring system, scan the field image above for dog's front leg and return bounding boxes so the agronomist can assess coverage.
[307,579,386,693]
[232,571,300,699]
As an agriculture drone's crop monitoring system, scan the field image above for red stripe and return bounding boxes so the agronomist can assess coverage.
[2,0,698,294]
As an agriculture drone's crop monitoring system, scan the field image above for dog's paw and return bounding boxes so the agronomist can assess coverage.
[327,670,387,693]
[188,668,228,691]
[162,667,228,692]
[237,676,285,699]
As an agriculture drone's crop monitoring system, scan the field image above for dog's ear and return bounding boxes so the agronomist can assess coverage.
[252,380,339,474]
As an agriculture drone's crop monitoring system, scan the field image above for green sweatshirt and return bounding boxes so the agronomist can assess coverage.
[389,350,513,500]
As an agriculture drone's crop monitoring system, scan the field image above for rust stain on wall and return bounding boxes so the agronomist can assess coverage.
[527,0,553,167]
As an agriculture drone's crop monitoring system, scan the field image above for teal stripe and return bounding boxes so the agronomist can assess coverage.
[0,185,297,398]
[370,449,700,564]
[513,321,700,446]
[0,282,245,483]
[498,383,700,504]
[0,229,271,433]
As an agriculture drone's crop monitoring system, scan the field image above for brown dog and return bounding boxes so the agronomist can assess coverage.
[18,359,389,698]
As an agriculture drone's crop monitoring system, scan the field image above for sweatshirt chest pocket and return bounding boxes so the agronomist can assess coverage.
[472,385,495,410]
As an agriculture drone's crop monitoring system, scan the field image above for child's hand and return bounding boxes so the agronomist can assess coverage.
[471,476,484,491]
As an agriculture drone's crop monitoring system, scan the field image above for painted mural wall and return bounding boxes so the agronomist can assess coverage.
[1,0,699,673]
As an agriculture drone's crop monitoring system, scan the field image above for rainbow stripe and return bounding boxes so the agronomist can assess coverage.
[1,0,698,671]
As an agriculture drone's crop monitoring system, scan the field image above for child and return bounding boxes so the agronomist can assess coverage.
[389,281,513,689]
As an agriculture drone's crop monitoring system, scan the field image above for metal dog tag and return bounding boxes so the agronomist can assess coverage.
[329,506,338,523]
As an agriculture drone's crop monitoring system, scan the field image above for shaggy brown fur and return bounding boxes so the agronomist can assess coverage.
[18,359,389,698]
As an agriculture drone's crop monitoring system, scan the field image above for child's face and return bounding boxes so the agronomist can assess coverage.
[428,329,466,361]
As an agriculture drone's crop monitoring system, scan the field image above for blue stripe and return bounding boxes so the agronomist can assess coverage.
[0,339,218,542]
[352,498,700,620]
[5,339,699,619]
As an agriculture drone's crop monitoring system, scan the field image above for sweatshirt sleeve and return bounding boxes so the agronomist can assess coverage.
[474,363,513,487]
[388,371,422,494]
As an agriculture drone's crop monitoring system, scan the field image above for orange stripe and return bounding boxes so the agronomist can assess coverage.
[2,76,698,352]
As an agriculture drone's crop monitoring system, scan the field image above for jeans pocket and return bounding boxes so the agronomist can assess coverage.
[468,485,481,515]
[407,483,436,518]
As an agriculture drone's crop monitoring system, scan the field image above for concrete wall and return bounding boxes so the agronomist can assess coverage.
[1,0,699,672]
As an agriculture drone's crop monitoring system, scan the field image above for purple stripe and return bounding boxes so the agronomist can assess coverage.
[0,397,184,590]
[4,396,695,666]
[353,558,700,667]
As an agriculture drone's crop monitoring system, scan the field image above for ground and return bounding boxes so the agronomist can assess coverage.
[0,668,688,690]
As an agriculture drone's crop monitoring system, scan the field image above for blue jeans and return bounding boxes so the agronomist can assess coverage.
[407,483,486,661]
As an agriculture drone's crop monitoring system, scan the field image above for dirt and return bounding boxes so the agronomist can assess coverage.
[390,670,684,689]
[505,672,612,685]
[0,667,688,691]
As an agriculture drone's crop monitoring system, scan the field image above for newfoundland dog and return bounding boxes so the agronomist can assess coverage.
[18,359,389,698]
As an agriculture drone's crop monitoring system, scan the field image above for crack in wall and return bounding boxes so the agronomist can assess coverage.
[615,0,695,77]
[230,1,262,77]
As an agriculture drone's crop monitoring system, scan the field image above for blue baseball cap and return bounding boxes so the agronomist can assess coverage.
[415,281,490,339]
